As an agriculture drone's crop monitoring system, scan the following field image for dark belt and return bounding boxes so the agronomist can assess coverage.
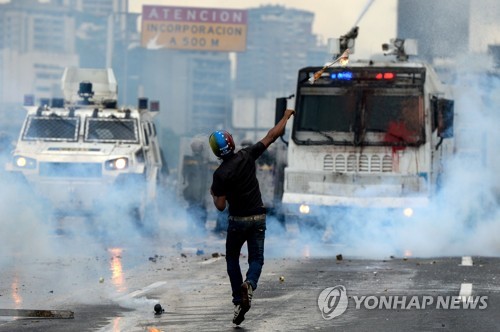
[228,214,266,222]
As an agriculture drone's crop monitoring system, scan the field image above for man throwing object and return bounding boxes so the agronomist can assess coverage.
[209,108,295,325]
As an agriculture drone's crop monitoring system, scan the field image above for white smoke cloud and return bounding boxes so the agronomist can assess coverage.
[0,145,213,309]
[265,53,500,260]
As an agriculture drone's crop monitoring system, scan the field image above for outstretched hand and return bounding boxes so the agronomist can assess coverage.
[260,108,296,148]
[284,109,295,119]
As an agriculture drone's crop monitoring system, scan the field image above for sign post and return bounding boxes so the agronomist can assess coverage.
[141,6,248,52]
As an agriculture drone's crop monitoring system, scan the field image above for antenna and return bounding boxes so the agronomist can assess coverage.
[327,0,377,58]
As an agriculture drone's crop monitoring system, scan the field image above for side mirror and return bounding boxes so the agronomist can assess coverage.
[275,97,287,126]
[437,98,454,138]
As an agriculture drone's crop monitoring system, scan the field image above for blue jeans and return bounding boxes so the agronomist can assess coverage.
[225,218,266,305]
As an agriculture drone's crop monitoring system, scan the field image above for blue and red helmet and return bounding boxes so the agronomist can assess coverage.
[209,130,235,158]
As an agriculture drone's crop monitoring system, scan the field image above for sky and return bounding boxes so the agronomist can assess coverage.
[128,0,398,58]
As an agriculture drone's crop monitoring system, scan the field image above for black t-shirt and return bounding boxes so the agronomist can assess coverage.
[211,142,267,216]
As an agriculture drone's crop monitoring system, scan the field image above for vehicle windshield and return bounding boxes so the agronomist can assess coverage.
[364,93,423,144]
[294,87,424,146]
[22,115,79,141]
[84,117,138,143]
[295,90,356,144]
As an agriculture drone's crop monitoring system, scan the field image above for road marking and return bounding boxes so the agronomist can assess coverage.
[458,283,473,303]
[460,256,473,266]
[122,281,167,299]
[199,256,222,265]
[458,257,473,303]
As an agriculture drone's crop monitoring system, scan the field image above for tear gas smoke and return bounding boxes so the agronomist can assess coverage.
[265,53,500,259]
[0,138,215,309]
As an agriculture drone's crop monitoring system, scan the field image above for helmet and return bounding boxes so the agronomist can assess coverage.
[190,139,204,154]
[209,130,235,158]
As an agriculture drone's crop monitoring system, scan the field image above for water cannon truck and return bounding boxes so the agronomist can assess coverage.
[274,29,455,231]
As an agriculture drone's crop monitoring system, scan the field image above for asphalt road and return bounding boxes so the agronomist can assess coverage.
[0,223,498,332]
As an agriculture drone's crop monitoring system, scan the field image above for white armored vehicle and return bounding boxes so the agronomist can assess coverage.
[275,30,455,230]
[6,67,164,223]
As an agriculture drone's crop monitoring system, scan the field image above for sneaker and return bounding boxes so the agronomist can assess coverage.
[232,304,248,325]
[241,281,253,310]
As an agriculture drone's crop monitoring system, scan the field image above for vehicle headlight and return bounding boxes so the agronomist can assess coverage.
[403,207,414,218]
[299,204,310,214]
[16,157,26,167]
[14,156,37,169]
[105,157,128,170]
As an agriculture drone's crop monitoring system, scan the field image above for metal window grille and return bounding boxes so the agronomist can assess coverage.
[23,116,79,141]
[85,118,138,143]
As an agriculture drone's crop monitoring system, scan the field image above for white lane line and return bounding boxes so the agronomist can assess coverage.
[460,256,473,266]
[121,281,167,299]
[458,283,473,303]
[199,256,223,265]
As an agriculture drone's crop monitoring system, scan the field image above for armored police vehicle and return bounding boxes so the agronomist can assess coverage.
[275,30,455,230]
[6,67,164,224]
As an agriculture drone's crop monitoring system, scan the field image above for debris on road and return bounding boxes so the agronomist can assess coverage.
[336,254,343,261]
[279,275,285,282]
[154,303,165,315]
[0,309,74,319]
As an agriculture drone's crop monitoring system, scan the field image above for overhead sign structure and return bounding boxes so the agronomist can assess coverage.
[141,5,247,52]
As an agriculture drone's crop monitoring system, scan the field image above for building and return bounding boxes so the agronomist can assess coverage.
[141,49,231,137]
[397,0,470,62]
[55,0,128,14]
[235,5,328,97]
[0,2,327,169]
[0,0,131,132]
[233,5,328,140]
[0,0,78,112]
[397,0,500,62]
[469,0,500,54]
[51,0,134,104]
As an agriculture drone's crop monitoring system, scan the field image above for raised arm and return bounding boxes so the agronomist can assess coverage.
[260,109,295,148]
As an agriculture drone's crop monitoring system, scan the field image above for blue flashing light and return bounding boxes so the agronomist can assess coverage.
[337,71,353,80]
[331,71,353,81]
